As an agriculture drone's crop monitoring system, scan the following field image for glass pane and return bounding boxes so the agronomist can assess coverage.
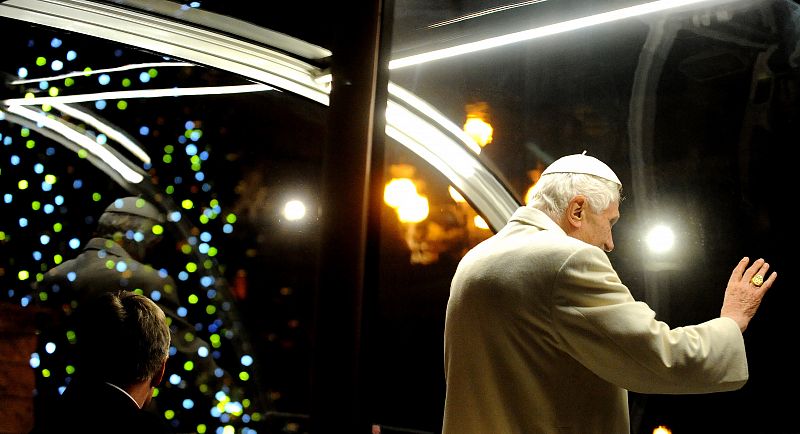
[95,0,332,51]
[374,139,492,432]
[390,0,797,432]
[0,17,326,433]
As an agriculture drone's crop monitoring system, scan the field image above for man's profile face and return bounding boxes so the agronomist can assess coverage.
[577,200,619,253]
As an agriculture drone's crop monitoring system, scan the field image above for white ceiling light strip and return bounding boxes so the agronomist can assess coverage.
[11,62,194,85]
[390,0,738,69]
[4,105,145,184]
[51,102,151,165]
[2,84,274,106]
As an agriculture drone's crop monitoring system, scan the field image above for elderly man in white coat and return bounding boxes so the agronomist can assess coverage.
[443,152,776,434]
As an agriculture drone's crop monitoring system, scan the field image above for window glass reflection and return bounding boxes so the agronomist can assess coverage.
[0,14,497,434]
[375,141,492,432]
[389,0,797,432]
[0,18,326,433]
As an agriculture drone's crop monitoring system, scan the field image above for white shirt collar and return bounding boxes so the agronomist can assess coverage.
[104,381,140,408]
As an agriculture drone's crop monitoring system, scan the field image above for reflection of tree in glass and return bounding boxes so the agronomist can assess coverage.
[0,24,264,429]
[34,197,231,431]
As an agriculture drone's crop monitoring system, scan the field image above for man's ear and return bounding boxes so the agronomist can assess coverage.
[151,358,167,387]
[565,195,587,228]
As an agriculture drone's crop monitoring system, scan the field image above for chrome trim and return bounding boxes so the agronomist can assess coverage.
[0,0,331,104]
[102,0,332,60]
[0,106,146,187]
[386,84,518,231]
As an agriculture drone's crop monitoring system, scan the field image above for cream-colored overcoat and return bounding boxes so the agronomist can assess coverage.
[443,207,748,434]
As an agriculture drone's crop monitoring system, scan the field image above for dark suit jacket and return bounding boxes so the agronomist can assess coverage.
[37,237,219,362]
[32,237,223,428]
[30,379,172,434]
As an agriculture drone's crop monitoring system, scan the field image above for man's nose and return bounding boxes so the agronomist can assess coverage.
[603,237,614,253]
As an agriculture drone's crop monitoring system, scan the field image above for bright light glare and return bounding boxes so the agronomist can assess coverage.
[384,178,418,208]
[384,178,430,223]
[524,184,536,205]
[283,200,306,221]
[645,224,675,254]
[474,215,490,229]
[448,185,466,203]
[397,195,429,223]
[463,117,493,147]
[653,426,672,434]
[389,0,733,69]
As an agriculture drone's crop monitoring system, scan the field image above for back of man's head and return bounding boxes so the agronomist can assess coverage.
[76,290,170,388]
[529,153,622,221]
[529,172,621,221]
[96,197,165,259]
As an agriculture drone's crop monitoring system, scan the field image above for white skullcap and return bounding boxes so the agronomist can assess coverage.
[541,151,622,186]
[104,196,164,223]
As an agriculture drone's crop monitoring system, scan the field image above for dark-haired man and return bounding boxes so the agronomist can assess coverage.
[31,290,172,433]
[33,197,218,429]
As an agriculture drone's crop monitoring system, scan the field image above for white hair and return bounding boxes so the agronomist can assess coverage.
[528,172,621,221]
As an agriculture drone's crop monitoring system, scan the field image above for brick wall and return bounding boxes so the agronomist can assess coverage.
[0,302,38,434]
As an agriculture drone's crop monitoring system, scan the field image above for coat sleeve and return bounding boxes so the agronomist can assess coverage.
[550,246,748,394]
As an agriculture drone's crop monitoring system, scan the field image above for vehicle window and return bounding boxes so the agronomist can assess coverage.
[0,17,325,433]
[0,15,493,434]
[374,141,492,432]
[388,0,797,432]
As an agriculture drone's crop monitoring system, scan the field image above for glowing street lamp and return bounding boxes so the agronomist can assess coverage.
[384,177,429,223]
[463,102,493,148]
[283,199,306,221]
[645,224,675,254]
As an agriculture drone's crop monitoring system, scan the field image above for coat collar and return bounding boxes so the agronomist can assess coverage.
[84,237,131,258]
[104,381,141,409]
[507,206,565,234]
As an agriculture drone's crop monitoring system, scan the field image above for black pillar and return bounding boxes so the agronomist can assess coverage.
[311,1,393,432]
